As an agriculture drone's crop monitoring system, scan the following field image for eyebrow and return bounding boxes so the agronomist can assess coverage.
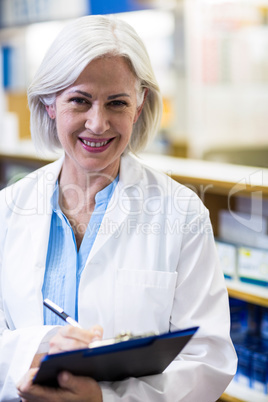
[69,90,130,100]
[108,93,130,100]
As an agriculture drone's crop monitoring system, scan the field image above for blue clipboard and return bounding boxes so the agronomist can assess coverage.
[33,326,198,387]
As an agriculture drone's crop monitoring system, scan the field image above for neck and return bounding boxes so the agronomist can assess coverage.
[58,157,119,213]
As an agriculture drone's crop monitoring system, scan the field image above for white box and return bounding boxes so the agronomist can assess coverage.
[219,209,268,249]
[237,246,268,286]
[215,240,237,279]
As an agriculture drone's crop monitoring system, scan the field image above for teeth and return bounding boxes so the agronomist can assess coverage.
[82,139,109,147]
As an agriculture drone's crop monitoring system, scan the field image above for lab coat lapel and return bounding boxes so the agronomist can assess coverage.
[2,210,50,328]
[88,154,143,260]
[10,157,63,327]
[28,156,64,269]
[11,208,53,327]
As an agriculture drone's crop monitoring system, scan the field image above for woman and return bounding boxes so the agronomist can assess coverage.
[0,15,237,401]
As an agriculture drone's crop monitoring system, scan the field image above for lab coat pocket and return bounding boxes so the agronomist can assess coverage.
[114,269,177,335]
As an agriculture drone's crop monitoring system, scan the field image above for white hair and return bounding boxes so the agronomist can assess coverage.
[27,15,163,154]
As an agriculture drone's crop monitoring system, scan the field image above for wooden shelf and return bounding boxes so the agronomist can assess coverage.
[226,280,268,307]
[227,287,268,307]
[1,149,268,195]
[219,393,244,402]
[0,148,61,187]
[140,153,268,197]
[0,147,60,163]
[220,381,268,402]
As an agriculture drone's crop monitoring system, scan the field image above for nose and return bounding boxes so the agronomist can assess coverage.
[85,106,110,134]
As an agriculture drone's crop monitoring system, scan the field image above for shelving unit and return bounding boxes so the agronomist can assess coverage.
[0,149,58,188]
[141,153,268,402]
[184,0,268,160]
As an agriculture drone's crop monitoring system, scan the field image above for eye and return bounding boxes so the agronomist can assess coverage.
[70,97,89,105]
[109,100,127,108]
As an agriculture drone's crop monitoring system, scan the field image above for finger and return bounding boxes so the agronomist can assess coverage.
[60,325,103,343]
[18,385,61,402]
[89,324,103,341]
[49,325,103,353]
[57,371,102,400]
[17,368,39,392]
[18,379,65,402]
[58,371,78,392]
[58,325,103,346]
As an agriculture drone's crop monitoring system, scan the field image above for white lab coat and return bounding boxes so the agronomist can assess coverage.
[0,153,237,401]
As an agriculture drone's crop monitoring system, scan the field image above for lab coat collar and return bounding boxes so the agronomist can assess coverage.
[35,152,141,191]
[31,152,143,269]
[119,153,143,188]
[84,153,144,261]
[36,155,64,198]
[36,152,142,195]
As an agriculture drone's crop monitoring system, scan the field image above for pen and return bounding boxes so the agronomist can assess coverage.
[43,298,82,328]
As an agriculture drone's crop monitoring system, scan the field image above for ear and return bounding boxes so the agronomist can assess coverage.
[133,88,149,124]
[45,104,56,119]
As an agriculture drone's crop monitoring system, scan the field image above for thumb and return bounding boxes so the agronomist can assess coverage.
[58,371,78,391]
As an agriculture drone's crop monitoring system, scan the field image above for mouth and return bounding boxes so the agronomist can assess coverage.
[80,138,110,147]
[79,137,114,152]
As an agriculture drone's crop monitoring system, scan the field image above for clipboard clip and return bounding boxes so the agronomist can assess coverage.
[88,330,158,349]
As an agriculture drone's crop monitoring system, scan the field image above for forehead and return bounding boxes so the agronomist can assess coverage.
[73,56,137,90]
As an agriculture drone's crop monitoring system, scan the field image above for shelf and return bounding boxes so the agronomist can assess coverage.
[226,280,268,307]
[221,381,268,402]
[220,393,244,402]
[140,153,268,197]
[1,150,268,196]
[0,144,61,162]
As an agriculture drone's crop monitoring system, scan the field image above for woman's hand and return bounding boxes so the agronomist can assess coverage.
[16,325,104,401]
[49,324,103,354]
[17,368,103,402]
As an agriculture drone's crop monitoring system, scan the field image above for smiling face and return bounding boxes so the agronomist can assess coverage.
[46,55,145,181]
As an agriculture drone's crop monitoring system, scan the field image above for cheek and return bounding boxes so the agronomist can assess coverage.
[56,111,80,132]
[114,112,135,134]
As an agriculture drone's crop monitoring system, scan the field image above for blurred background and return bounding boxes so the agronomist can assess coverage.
[0,0,268,167]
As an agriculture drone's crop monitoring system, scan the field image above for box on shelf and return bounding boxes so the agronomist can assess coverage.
[260,308,268,341]
[229,298,249,342]
[231,302,268,396]
[215,239,237,279]
[234,344,253,388]
[234,342,268,395]
[238,246,268,287]
[251,351,268,395]
[218,209,268,249]
[236,196,268,219]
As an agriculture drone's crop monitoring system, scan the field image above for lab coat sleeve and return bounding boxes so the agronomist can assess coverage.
[0,189,59,401]
[99,211,237,402]
[0,321,58,400]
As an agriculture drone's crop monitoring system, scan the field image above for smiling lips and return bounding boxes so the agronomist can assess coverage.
[79,137,114,152]
[81,138,109,148]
